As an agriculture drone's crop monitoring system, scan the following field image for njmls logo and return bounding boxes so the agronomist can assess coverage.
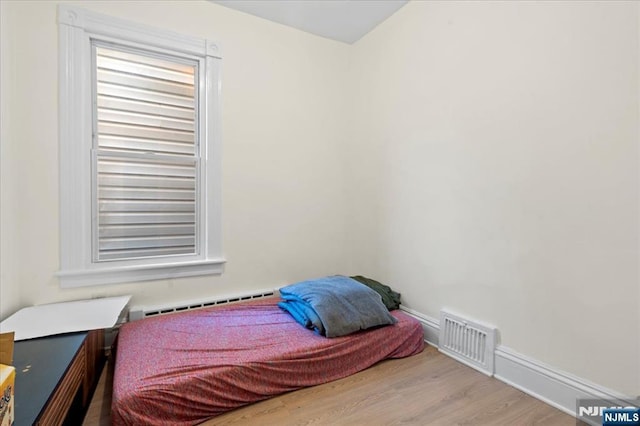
[577,398,640,426]
[579,407,639,417]
[602,408,640,426]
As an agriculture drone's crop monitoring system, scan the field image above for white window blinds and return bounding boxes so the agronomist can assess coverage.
[93,45,199,261]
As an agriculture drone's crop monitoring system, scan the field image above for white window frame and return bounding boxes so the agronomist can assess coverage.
[57,5,224,288]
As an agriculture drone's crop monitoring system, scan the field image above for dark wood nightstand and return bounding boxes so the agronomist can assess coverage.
[13,329,105,425]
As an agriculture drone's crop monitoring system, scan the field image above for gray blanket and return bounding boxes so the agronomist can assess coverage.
[278,275,397,337]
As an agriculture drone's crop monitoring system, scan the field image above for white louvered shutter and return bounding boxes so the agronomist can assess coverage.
[92,45,200,261]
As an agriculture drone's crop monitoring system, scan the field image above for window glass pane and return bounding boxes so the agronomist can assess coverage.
[95,45,197,156]
[95,153,198,261]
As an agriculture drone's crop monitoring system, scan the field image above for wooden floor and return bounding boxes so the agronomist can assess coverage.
[84,345,575,425]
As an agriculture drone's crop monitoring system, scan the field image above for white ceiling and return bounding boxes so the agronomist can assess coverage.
[211,0,409,44]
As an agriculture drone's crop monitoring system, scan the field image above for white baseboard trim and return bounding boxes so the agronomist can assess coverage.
[398,306,631,418]
[399,305,439,347]
[494,346,631,417]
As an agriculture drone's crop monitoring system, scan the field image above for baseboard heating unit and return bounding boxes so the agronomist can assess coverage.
[128,289,276,321]
[439,309,497,376]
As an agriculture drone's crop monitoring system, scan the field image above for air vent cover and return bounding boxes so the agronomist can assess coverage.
[439,310,497,376]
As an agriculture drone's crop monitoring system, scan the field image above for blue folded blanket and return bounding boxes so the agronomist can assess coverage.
[278,275,397,337]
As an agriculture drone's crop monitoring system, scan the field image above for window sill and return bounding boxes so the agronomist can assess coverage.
[57,258,226,288]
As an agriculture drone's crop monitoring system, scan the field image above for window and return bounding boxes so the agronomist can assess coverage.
[93,45,199,261]
[57,6,224,287]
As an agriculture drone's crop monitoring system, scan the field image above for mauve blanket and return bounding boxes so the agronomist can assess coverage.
[112,297,424,425]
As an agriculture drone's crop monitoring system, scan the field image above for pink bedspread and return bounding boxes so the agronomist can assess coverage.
[112,297,424,425]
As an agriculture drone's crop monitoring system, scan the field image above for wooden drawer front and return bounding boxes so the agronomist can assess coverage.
[37,344,86,426]
[84,329,105,404]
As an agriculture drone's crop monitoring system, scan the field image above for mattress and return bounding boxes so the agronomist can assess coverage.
[112,297,424,425]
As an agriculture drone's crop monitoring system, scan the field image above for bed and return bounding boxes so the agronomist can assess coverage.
[112,280,424,425]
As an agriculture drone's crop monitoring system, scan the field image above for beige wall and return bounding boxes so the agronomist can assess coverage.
[0,0,351,316]
[1,0,638,397]
[348,1,639,396]
[1,1,22,317]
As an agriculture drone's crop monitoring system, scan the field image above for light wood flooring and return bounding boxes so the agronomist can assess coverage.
[83,345,576,425]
